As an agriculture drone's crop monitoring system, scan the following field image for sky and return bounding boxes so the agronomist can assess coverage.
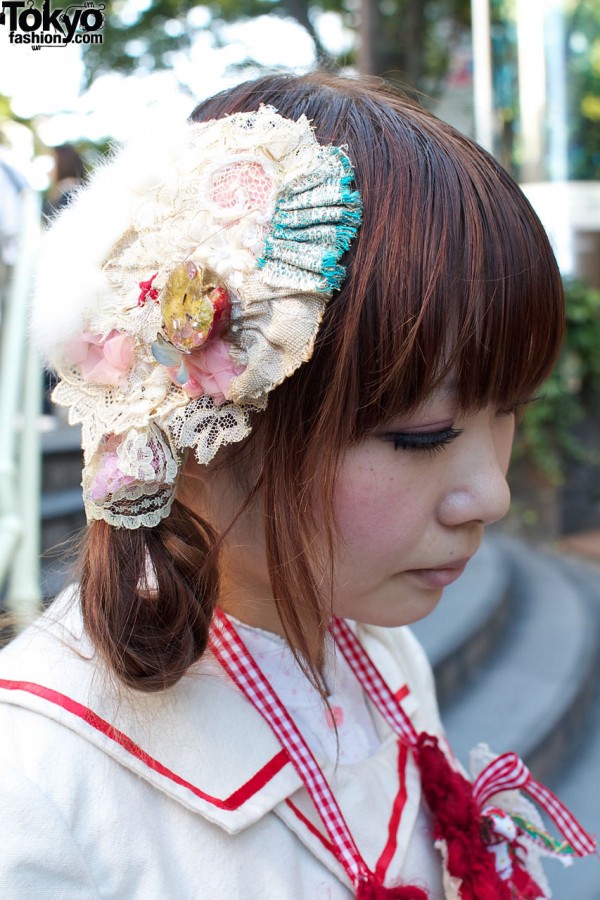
[0,7,352,188]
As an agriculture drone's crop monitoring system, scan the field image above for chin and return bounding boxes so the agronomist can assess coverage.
[341,588,444,629]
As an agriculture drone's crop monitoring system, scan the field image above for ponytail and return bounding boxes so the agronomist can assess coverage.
[80,500,218,692]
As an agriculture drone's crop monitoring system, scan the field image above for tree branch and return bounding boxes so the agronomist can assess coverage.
[279,0,337,68]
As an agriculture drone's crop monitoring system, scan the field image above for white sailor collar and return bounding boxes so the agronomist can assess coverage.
[0,591,433,848]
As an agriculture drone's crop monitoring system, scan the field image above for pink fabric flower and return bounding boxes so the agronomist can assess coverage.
[89,449,135,501]
[65,329,135,387]
[174,339,245,405]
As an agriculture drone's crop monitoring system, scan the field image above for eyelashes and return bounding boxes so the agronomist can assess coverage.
[380,398,538,455]
[386,427,463,454]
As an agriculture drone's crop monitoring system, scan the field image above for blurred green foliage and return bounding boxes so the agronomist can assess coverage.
[81,0,471,100]
[490,0,600,180]
[515,277,600,480]
[568,1,600,179]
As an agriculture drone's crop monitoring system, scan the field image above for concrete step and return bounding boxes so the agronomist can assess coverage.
[41,488,85,554]
[41,417,83,490]
[439,537,598,781]
[543,687,600,899]
[40,558,76,602]
[411,536,513,705]
[542,555,600,900]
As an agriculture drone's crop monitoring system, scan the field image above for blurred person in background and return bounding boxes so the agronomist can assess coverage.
[42,143,85,223]
[41,144,86,409]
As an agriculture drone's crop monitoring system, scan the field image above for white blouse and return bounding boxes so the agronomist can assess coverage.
[234,618,446,898]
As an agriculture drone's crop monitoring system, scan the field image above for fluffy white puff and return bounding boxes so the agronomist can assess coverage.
[31,115,191,365]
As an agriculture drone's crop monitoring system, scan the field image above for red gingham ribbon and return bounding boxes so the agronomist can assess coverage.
[472,752,596,857]
[209,609,372,888]
[331,618,596,860]
[330,619,419,749]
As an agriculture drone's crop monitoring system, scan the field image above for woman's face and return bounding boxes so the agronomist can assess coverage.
[330,389,515,626]
[182,388,515,632]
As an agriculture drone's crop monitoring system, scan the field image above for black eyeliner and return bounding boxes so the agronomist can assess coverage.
[387,427,463,453]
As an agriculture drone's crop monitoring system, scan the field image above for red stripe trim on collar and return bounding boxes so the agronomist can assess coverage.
[285,799,337,855]
[0,679,289,810]
[285,742,410,882]
[374,740,409,881]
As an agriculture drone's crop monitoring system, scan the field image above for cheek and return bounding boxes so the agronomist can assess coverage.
[333,455,425,551]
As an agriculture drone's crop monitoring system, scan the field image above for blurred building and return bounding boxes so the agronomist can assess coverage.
[0,154,26,320]
[472,0,600,287]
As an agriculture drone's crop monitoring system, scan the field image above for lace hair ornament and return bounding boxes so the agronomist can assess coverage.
[32,108,362,529]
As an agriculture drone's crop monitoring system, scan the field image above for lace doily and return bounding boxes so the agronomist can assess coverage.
[169,395,253,466]
[36,106,361,527]
[83,425,180,529]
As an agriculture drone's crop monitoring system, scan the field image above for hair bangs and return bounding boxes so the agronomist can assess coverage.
[331,99,565,436]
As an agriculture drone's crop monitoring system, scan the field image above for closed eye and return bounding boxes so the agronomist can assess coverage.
[384,427,463,454]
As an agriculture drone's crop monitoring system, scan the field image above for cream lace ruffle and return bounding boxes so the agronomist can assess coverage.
[169,396,252,466]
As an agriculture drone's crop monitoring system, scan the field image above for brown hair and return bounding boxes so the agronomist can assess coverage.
[80,73,564,691]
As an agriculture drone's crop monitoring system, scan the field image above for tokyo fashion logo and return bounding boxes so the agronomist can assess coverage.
[0,0,105,49]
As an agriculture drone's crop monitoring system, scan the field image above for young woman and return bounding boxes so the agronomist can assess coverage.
[0,73,593,899]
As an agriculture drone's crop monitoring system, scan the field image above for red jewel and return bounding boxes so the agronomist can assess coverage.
[211,286,230,314]
[138,273,159,306]
[209,286,231,337]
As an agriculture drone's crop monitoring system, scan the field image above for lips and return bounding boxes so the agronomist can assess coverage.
[404,557,472,589]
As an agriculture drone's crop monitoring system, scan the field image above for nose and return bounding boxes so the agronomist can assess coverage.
[437,415,513,528]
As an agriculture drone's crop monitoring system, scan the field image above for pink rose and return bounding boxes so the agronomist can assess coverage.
[65,329,135,387]
[89,448,135,501]
[178,339,245,405]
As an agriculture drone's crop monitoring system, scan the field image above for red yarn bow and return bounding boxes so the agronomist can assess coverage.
[356,877,428,899]
[416,734,509,899]
[415,734,598,899]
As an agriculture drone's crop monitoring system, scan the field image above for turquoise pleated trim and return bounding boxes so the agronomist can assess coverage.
[257,146,362,295]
